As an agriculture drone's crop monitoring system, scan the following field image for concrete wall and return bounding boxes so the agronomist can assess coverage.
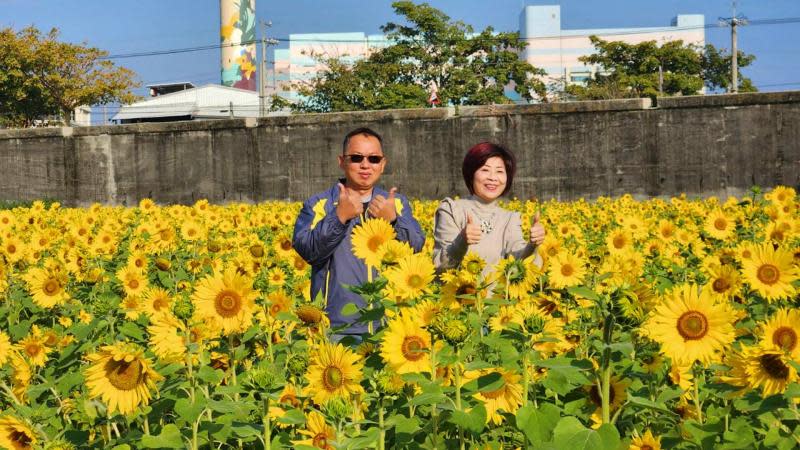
[1,91,798,205]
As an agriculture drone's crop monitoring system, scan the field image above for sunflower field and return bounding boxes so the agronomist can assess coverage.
[0,186,799,450]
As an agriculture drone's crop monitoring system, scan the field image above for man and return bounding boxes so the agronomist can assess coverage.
[293,127,425,337]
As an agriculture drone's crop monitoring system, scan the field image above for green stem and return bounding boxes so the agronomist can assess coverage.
[378,402,386,450]
[264,396,272,450]
[430,341,439,447]
[455,348,465,450]
[522,352,530,409]
[694,365,703,424]
[600,314,615,424]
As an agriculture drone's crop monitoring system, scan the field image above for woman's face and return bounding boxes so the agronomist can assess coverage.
[472,156,507,202]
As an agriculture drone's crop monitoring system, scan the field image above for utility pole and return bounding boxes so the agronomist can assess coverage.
[259,20,279,117]
[720,1,748,93]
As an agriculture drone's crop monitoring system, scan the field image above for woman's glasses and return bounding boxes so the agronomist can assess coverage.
[343,154,384,164]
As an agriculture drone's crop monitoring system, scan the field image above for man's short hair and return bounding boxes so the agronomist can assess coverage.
[342,127,384,154]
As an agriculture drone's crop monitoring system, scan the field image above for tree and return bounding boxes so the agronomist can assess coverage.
[0,26,139,127]
[293,1,547,113]
[701,44,757,93]
[565,36,755,101]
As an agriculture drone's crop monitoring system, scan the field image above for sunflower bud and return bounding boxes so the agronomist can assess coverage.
[375,370,404,396]
[523,314,546,335]
[441,319,469,346]
[173,297,193,320]
[296,305,324,325]
[208,241,221,253]
[287,354,309,378]
[155,257,171,271]
[355,341,376,357]
[323,397,352,421]
[248,365,277,389]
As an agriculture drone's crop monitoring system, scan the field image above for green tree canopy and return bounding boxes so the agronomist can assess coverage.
[0,26,139,127]
[565,35,756,100]
[293,1,547,113]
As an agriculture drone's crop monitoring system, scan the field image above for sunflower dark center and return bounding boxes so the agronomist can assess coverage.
[24,343,41,357]
[401,336,426,361]
[456,284,477,296]
[10,429,32,448]
[714,218,727,230]
[773,327,798,351]
[759,354,789,380]
[43,278,60,295]
[712,277,730,293]
[7,245,16,253]
[757,264,780,285]
[128,279,140,289]
[312,434,328,448]
[560,264,575,277]
[613,236,626,248]
[322,366,343,391]
[677,311,709,340]
[249,245,264,258]
[152,297,169,311]
[367,236,384,252]
[214,290,242,317]
[105,359,143,391]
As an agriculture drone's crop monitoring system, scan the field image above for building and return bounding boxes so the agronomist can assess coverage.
[111,84,260,124]
[519,5,705,93]
[271,5,704,102]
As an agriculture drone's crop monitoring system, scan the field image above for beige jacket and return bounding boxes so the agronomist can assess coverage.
[432,196,541,277]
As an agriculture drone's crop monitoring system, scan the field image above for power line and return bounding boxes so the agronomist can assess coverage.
[98,16,800,60]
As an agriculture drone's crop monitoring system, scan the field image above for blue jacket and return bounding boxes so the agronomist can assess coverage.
[292,181,426,334]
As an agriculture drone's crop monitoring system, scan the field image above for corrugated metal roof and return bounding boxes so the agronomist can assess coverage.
[112,84,260,121]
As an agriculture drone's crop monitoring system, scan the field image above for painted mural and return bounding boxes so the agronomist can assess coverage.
[220,0,257,91]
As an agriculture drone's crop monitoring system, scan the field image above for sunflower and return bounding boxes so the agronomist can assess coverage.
[84,343,163,415]
[375,239,413,267]
[704,209,735,240]
[493,256,538,299]
[0,416,36,450]
[147,314,187,363]
[759,308,800,359]
[140,287,173,318]
[304,342,364,405]
[15,335,50,368]
[351,218,396,268]
[606,229,634,254]
[702,264,742,300]
[743,345,797,397]
[272,232,295,259]
[292,410,336,449]
[9,352,31,404]
[440,271,482,309]
[22,266,69,309]
[267,267,287,287]
[116,265,148,297]
[547,251,587,289]
[463,368,523,425]
[630,429,661,450]
[384,253,436,302]
[180,220,207,242]
[741,244,799,301]
[645,284,736,365]
[192,268,258,336]
[269,384,302,428]
[381,313,432,374]
[266,289,293,318]
[657,220,677,242]
[460,252,486,276]
[1,236,26,263]
[586,377,630,425]
[0,332,12,366]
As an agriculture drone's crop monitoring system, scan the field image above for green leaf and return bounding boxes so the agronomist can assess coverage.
[449,404,486,434]
[567,286,601,302]
[139,424,184,449]
[626,396,678,416]
[118,321,145,341]
[345,427,380,448]
[277,408,306,425]
[410,392,448,407]
[174,397,206,424]
[230,422,262,438]
[388,414,419,445]
[551,416,621,450]
[340,302,359,317]
[196,366,224,384]
[516,403,560,446]
[476,372,504,393]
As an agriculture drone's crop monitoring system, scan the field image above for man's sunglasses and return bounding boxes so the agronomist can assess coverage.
[343,154,384,164]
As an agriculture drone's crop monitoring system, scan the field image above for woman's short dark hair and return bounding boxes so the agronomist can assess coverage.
[342,127,384,154]
[462,142,516,196]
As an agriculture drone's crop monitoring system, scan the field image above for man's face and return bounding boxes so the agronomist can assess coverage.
[338,134,386,192]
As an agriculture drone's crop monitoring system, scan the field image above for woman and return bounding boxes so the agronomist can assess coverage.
[432,142,546,276]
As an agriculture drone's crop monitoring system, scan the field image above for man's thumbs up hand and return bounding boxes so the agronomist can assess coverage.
[336,183,364,224]
[368,187,398,223]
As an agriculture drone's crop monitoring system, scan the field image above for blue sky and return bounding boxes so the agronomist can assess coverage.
[3,0,799,101]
